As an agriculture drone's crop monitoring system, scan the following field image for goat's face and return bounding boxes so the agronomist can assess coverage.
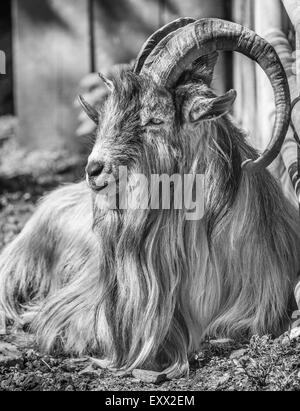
[86,70,179,194]
[86,70,236,202]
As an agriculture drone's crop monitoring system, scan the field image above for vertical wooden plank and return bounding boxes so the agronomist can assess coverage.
[94,0,161,72]
[13,0,90,151]
[282,0,300,217]
[254,0,282,151]
[158,0,166,28]
[233,0,258,142]
[282,0,300,62]
[159,0,225,20]
[160,0,227,94]
[270,30,299,206]
[88,0,96,73]
[0,0,13,115]
[282,0,300,32]
[281,0,300,158]
[297,35,300,91]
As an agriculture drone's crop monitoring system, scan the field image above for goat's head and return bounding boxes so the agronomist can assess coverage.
[80,18,291,216]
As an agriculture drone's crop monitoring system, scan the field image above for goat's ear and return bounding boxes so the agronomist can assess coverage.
[191,52,218,86]
[186,89,237,124]
[178,52,218,86]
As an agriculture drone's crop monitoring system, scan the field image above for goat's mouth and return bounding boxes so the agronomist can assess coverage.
[92,181,109,192]
[86,178,109,193]
[87,172,119,194]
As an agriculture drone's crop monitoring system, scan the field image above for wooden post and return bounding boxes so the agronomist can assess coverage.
[159,0,225,21]
[232,0,257,142]
[254,0,282,152]
[282,0,300,39]
[93,0,161,73]
[282,0,300,134]
[268,30,299,207]
[160,0,228,93]
[298,35,300,91]
[88,0,96,73]
[281,0,300,208]
[12,0,90,152]
[0,0,13,116]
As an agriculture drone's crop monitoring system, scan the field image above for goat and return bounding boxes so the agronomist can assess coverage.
[0,18,300,378]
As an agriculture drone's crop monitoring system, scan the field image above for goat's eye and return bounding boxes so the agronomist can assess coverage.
[147,118,164,126]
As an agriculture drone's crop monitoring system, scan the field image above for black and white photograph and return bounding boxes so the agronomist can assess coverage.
[0,0,300,394]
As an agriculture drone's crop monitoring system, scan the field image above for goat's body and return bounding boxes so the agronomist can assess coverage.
[0,59,299,377]
[1,153,300,377]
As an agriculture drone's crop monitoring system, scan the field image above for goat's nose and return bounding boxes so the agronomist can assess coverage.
[86,160,104,178]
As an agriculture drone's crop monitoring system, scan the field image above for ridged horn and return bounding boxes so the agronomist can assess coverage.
[141,18,291,172]
[78,95,99,125]
[133,17,195,74]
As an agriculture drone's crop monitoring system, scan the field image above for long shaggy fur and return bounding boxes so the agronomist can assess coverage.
[0,70,300,378]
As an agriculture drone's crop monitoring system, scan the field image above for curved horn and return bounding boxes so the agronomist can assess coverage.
[78,95,99,125]
[141,18,291,172]
[133,17,195,74]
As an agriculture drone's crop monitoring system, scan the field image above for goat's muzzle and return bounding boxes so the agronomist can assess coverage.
[86,160,108,192]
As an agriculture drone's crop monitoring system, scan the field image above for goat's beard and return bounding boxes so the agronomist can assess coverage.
[1,120,300,378]
[92,206,192,374]
[85,138,205,374]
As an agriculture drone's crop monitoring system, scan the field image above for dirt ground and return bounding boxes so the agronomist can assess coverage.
[1,118,300,391]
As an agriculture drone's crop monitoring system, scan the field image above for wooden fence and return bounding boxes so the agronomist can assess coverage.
[8,0,229,152]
